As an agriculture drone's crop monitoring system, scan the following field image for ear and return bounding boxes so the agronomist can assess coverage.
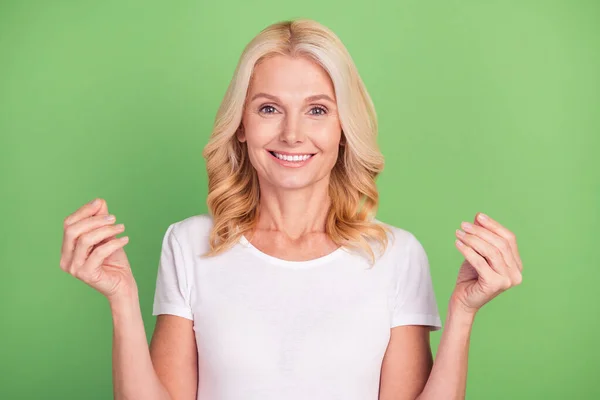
[236,124,246,143]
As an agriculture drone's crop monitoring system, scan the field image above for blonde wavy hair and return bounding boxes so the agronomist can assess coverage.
[201,18,392,265]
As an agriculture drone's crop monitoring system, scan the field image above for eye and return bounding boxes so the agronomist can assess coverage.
[309,106,328,116]
[259,105,277,114]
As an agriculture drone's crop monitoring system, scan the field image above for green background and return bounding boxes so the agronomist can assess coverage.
[1,0,598,398]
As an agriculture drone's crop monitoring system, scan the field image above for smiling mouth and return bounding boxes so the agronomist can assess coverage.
[268,150,316,162]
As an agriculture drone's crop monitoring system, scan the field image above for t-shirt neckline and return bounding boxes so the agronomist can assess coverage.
[239,234,346,269]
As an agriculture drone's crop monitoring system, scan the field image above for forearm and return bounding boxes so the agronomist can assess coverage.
[416,305,476,400]
[110,291,171,400]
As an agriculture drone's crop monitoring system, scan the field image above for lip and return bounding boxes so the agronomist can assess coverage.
[267,149,317,156]
[266,149,316,168]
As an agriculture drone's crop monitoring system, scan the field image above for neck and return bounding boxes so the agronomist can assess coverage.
[254,176,331,241]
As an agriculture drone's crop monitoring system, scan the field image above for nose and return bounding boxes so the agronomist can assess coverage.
[279,113,305,144]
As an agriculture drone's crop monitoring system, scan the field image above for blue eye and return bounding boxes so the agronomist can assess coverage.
[259,105,277,114]
[310,106,327,115]
[258,105,328,115]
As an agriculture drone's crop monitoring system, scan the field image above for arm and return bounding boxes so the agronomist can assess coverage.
[148,221,198,399]
[378,305,474,400]
[110,291,173,400]
[149,314,198,400]
[378,325,434,400]
[110,291,198,400]
[415,306,475,400]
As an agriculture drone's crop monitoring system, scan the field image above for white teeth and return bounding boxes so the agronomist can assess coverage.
[272,152,313,162]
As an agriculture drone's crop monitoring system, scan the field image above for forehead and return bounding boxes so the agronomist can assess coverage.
[248,55,336,100]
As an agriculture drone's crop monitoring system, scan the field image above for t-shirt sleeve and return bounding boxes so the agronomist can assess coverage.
[391,233,442,331]
[152,223,194,320]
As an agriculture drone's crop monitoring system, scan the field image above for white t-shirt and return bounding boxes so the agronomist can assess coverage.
[152,214,442,400]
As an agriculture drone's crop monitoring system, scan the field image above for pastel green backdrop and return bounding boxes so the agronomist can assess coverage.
[1,0,598,399]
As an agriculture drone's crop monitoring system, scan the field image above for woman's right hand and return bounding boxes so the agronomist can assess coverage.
[60,198,137,301]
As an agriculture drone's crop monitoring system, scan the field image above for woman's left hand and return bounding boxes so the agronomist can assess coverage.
[451,212,523,316]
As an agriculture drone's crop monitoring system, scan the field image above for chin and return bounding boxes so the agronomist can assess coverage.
[271,177,315,190]
[268,171,332,191]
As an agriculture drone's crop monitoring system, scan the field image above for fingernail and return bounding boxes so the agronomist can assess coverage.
[89,199,99,206]
[456,229,466,237]
[105,215,115,221]
[461,221,472,231]
[478,213,488,222]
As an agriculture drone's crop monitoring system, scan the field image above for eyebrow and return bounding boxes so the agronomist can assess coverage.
[250,92,335,103]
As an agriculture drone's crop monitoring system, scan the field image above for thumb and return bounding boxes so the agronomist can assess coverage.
[97,198,109,216]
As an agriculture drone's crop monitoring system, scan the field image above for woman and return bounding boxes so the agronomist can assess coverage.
[59,18,523,400]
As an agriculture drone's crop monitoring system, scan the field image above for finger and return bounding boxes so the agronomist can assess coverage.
[455,239,497,282]
[61,214,117,270]
[95,199,117,241]
[456,229,507,275]
[64,198,103,227]
[70,224,126,274]
[460,221,519,273]
[82,236,130,278]
[90,199,116,244]
[96,198,110,217]
[475,212,523,272]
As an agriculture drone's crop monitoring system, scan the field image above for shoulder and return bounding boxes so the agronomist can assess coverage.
[373,218,421,250]
[373,220,435,295]
[366,219,427,266]
[169,213,214,233]
[166,213,215,250]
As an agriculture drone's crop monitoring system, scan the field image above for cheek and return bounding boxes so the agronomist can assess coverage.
[243,118,278,146]
[311,123,342,151]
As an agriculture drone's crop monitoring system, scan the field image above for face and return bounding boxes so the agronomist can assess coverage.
[238,54,342,190]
